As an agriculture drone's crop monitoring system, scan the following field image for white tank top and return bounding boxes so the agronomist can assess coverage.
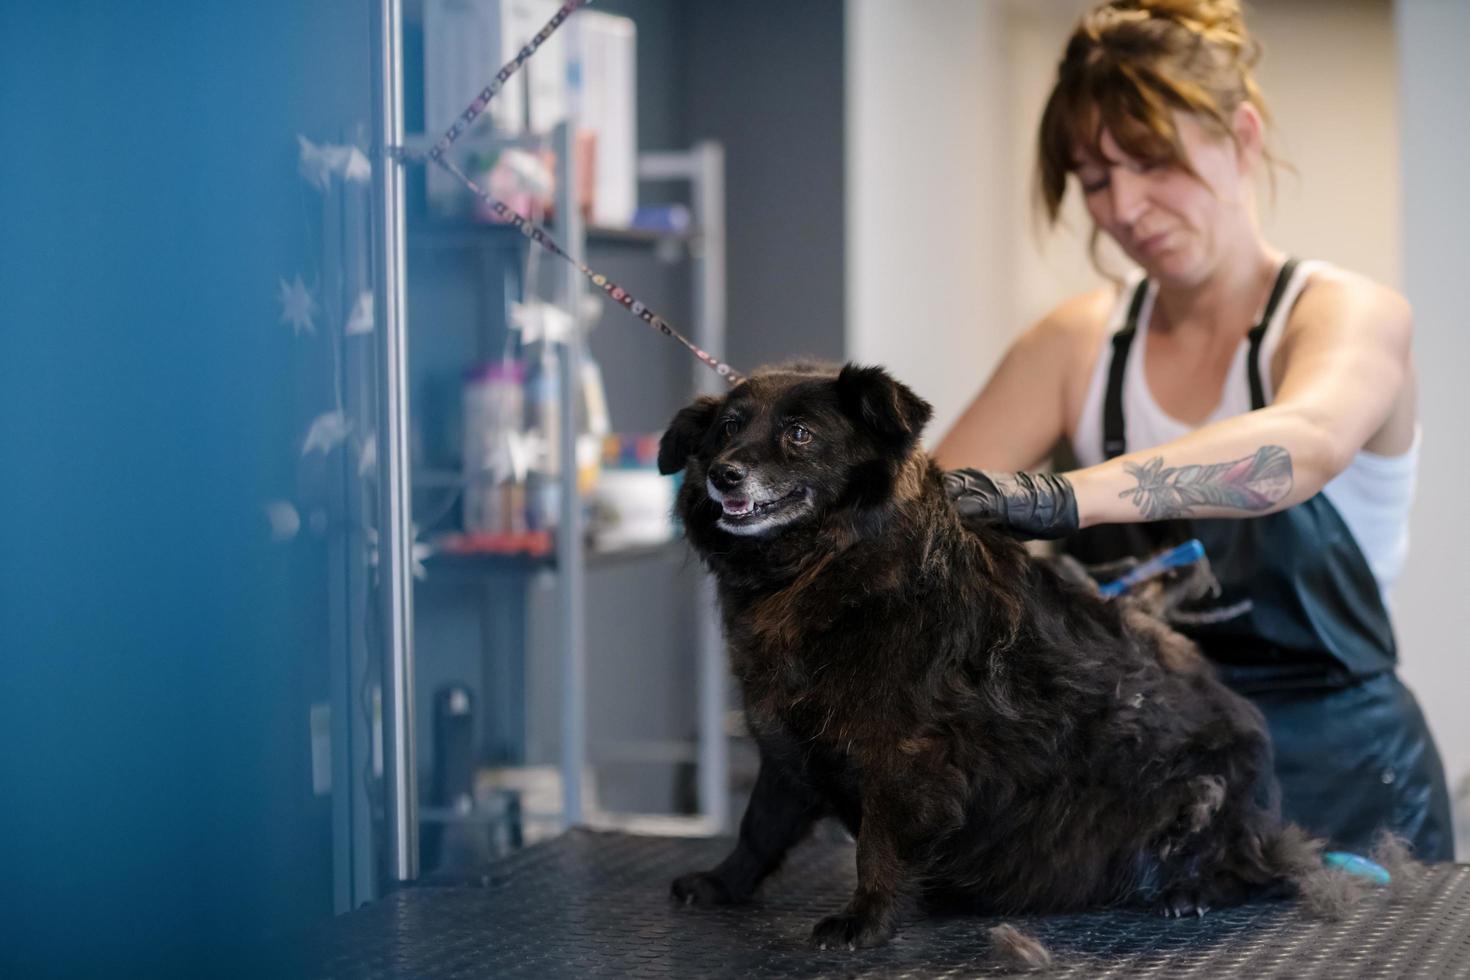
[1071,261,1420,597]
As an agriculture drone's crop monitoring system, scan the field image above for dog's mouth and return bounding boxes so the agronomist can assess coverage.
[720,485,807,520]
[710,482,812,534]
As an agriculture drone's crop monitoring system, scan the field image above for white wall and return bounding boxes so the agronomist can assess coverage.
[1393,0,1470,852]
[1254,0,1402,289]
[846,0,1465,847]
[844,0,1014,439]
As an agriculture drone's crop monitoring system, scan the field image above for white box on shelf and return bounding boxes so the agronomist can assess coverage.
[567,10,638,228]
[422,0,570,216]
[509,0,569,135]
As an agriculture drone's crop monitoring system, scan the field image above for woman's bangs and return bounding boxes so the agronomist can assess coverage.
[1094,80,1183,168]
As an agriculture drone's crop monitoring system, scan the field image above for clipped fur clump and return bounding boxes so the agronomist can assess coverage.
[1370,831,1423,899]
[989,923,1054,971]
[660,364,1340,950]
[1287,830,1431,919]
[1257,806,1375,920]
[1294,867,1369,921]
[1370,831,1415,873]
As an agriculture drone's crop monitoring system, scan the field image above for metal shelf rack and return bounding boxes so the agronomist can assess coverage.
[365,0,730,898]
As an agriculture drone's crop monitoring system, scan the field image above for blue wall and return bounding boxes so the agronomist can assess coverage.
[0,2,368,974]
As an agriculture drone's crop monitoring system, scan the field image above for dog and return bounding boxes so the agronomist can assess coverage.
[657,362,1326,952]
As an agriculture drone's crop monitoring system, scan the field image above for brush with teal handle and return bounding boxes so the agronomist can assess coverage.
[1323,851,1392,885]
[1097,539,1207,597]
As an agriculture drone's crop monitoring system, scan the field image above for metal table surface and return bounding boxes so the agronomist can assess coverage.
[303,828,1470,978]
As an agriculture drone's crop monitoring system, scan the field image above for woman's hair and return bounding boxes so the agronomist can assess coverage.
[1035,0,1276,226]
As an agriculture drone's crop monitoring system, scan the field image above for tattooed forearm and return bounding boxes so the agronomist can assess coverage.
[1118,446,1293,520]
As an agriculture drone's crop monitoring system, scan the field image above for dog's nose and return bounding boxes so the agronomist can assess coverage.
[710,461,747,492]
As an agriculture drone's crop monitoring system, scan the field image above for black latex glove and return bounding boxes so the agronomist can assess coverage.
[941,468,1080,540]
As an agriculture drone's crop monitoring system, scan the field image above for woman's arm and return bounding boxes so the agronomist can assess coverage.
[934,289,1112,471]
[1068,272,1413,528]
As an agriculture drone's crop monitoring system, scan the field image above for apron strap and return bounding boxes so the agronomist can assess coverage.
[1102,280,1150,460]
[1105,258,1301,448]
[1246,257,1300,411]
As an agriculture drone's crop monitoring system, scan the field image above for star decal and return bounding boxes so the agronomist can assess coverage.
[345,290,374,336]
[302,410,350,456]
[279,274,317,336]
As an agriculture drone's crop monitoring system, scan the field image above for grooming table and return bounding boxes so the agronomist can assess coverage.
[303,829,1470,978]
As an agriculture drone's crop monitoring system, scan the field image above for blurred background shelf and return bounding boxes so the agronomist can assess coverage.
[378,10,733,893]
[421,535,686,576]
[407,220,698,252]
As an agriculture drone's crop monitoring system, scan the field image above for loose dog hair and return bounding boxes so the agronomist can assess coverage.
[660,362,1329,953]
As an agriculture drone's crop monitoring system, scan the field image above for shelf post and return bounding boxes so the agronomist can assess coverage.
[553,120,588,828]
[691,141,730,832]
[370,0,419,884]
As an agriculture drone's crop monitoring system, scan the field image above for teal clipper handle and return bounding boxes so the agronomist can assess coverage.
[1323,851,1392,885]
[1098,539,1207,597]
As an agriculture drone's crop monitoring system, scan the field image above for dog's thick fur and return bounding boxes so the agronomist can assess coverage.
[659,363,1322,951]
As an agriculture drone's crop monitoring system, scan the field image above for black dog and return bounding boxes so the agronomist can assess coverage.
[658,362,1322,951]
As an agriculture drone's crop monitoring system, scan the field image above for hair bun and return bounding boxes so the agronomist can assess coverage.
[1096,0,1255,65]
[1121,0,1247,40]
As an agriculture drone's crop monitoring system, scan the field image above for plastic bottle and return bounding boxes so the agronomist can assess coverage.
[461,360,527,535]
[524,340,561,532]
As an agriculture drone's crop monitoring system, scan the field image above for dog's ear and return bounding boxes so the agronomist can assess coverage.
[657,395,722,475]
[835,363,933,447]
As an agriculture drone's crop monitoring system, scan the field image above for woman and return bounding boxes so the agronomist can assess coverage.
[936,0,1453,859]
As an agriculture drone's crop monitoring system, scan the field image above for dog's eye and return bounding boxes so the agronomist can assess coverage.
[787,423,812,445]
[719,417,741,438]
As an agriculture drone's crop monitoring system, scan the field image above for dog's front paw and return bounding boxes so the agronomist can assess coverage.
[809,911,895,950]
[1158,887,1209,918]
[670,870,738,907]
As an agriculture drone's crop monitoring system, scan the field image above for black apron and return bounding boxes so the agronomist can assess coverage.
[1065,259,1454,860]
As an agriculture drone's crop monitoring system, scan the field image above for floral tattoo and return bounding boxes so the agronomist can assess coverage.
[1119,446,1293,520]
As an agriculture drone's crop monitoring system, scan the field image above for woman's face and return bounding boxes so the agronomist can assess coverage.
[1072,111,1252,284]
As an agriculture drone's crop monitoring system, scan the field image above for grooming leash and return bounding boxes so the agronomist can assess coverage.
[392,0,744,385]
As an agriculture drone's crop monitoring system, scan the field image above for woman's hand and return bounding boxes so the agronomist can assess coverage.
[942,468,1079,539]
